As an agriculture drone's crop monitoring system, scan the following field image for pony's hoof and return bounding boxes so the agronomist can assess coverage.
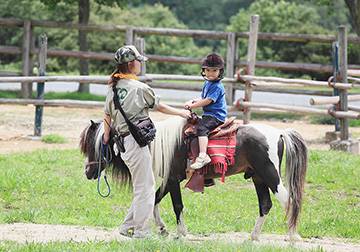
[249,234,260,242]
[158,227,169,237]
[173,235,183,240]
[290,234,303,244]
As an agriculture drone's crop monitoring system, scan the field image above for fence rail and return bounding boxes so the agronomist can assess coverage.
[1,17,360,79]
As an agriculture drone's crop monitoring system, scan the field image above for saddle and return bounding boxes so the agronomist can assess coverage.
[182,113,240,193]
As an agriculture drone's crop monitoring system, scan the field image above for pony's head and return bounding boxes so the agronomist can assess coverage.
[79,120,105,179]
[79,120,131,185]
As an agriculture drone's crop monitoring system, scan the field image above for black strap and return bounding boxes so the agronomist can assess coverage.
[112,85,135,127]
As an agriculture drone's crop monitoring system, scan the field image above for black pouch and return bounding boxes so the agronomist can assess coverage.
[129,118,156,147]
[113,133,125,153]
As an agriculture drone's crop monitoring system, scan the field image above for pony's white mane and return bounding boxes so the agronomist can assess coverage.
[95,122,105,160]
[151,116,187,184]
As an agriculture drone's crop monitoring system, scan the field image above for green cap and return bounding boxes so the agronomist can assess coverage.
[114,45,148,64]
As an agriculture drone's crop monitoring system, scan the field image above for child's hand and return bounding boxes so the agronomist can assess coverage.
[184,99,196,109]
[184,101,193,109]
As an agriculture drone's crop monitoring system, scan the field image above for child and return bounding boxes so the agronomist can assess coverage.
[185,53,227,169]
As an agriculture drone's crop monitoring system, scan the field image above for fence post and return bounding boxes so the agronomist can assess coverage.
[330,26,359,154]
[126,26,135,45]
[225,32,236,105]
[332,42,340,132]
[21,20,33,98]
[338,26,349,140]
[34,34,47,136]
[325,42,341,142]
[135,38,146,76]
[243,14,259,124]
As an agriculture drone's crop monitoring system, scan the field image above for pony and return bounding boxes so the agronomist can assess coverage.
[79,116,308,242]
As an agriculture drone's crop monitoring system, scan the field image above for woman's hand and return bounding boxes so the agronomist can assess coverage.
[103,114,111,145]
[180,109,191,119]
[103,134,110,145]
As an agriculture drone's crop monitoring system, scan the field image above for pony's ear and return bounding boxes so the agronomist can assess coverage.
[90,120,97,128]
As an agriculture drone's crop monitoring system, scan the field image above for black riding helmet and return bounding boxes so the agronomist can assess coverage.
[201,53,225,81]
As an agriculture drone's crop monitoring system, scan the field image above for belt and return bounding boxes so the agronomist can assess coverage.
[121,132,130,137]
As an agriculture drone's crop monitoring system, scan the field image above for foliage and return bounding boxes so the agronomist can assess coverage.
[130,0,253,49]
[0,0,209,75]
[41,134,67,143]
[1,0,359,78]
[39,0,129,9]
[305,0,360,36]
[227,0,335,79]
[86,3,211,75]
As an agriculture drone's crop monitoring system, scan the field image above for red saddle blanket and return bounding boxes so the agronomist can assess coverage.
[190,131,237,183]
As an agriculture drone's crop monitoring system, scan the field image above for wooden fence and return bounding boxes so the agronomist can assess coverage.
[1,16,360,144]
[1,17,360,100]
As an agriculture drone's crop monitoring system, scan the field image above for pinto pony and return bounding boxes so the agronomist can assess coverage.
[79,117,308,242]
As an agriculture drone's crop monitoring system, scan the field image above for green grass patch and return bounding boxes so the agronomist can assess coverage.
[41,134,67,144]
[309,115,335,125]
[0,238,312,252]
[251,112,304,121]
[0,148,359,248]
[0,90,22,99]
[0,90,105,102]
[43,91,105,101]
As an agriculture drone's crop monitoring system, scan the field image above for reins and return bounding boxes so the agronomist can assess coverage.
[97,133,112,198]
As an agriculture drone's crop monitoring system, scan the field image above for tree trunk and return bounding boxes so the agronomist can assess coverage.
[77,0,90,93]
[345,0,360,36]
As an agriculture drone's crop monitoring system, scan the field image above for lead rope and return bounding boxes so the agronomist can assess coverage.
[97,134,112,197]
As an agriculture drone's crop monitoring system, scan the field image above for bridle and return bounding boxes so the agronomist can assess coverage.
[84,133,113,198]
[85,161,99,166]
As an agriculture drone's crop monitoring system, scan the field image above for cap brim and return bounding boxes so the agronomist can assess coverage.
[136,55,148,61]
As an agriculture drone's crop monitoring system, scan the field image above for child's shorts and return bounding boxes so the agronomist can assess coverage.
[197,115,224,137]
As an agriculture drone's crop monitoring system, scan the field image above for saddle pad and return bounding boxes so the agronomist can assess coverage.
[202,131,236,182]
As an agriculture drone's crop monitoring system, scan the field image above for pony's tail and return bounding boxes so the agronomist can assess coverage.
[281,129,308,230]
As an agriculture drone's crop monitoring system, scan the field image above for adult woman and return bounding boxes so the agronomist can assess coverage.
[102,45,190,238]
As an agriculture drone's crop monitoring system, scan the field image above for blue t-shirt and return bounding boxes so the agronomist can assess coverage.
[201,80,227,122]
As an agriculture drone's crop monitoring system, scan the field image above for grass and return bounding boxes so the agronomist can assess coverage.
[0,90,106,102]
[0,148,359,251]
[0,239,311,252]
[41,134,67,143]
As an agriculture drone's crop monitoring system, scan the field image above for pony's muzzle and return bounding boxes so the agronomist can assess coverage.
[84,159,99,180]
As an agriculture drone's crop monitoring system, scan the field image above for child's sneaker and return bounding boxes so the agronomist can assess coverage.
[190,154,211,169]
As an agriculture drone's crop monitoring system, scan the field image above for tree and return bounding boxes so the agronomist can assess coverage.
[305,0,360,36]
[39,0,129,92]
[227,0,334,79]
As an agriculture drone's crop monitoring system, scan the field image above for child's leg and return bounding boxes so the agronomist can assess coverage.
[198,136,208,158]
[191,135,211,169]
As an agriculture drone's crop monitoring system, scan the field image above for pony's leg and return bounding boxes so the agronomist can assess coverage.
[250,176,272,241]
[154,185,170,237]
[168,177,186,239]
[273,181,302,243]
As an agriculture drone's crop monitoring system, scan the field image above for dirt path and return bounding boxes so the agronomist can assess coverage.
[0,223,359,251]
[1,104,359,251]
[2,104,359,154]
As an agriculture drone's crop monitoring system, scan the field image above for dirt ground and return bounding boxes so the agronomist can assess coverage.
[0,104,359,251]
